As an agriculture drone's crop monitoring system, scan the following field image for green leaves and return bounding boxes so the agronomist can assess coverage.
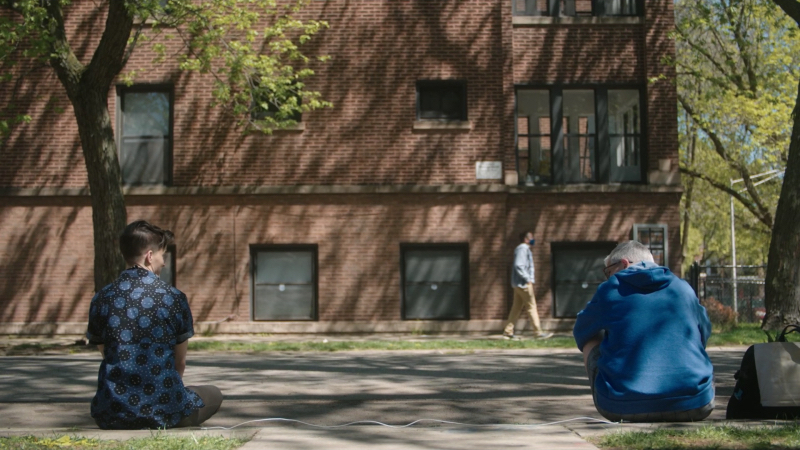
[0,0,331,135]
[676,0,794,267]
[0,0,57,64]
[140,0,333,132]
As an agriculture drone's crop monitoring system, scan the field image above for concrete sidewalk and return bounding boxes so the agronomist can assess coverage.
[0,341,748,449]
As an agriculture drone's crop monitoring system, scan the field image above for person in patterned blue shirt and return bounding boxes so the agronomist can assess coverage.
[87,220,222,429]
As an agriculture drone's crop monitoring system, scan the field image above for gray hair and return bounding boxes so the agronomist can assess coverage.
[604,240,655,266]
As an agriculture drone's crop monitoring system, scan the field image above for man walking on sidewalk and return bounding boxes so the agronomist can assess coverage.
[503,231,553,340]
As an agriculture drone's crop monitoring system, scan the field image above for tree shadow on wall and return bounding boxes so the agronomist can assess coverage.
[0,0,678,327]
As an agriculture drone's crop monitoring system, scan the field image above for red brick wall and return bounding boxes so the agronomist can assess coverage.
[644,0,679,171]
[1,1,508,188]
[0,191,679,324]
[0,1,677,188]
[507,191,683,318]
[512,26,645,83]
[0,1,682,328]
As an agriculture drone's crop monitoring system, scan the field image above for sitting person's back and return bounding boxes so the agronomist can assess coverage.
[87,220,222,429]
[573,240,714,422]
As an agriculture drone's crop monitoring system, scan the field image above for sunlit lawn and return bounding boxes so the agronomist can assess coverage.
[0,435,246,450]
[0,322,792,355]
[594,424,800,450]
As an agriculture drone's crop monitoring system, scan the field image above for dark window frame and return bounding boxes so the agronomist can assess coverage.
[159,244,177,287]
[550,241,618,318]
[511,0,643,17]
[514,84,647,185]
[416,80,468,121]
[250,244,319,322]
[632,223,668,267]
[116,84,174,186]
[400,243,470,321]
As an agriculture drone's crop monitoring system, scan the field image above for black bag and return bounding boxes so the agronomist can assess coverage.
[726,324,800,420]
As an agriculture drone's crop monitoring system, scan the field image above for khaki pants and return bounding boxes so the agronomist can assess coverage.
[503,283,541,335]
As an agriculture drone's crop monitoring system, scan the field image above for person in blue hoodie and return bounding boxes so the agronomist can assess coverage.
[573,240,714,422]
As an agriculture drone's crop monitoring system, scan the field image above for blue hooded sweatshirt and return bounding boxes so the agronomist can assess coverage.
[573,261,714,415]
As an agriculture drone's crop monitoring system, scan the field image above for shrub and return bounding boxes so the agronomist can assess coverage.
[701,296,738,330]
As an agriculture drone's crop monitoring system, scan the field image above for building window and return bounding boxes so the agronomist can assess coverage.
[416,80,467,121]
[599,0,639,16]
[552,242,617,317]
[609,90,642,182]
[512,0,641,16]
[159,244,176,287]
[401,244,469,320]
[633,224,667,266]
[563,90,596,183]
[250,80,302,122]
[516,90,552,185]
[515,86,644,185]
[116,86,172,186]
[251,246,317,321]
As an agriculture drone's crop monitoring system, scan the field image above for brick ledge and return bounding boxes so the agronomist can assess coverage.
[0,319,576,336]
[0,184,682,197]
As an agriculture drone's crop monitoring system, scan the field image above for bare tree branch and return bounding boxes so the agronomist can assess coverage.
[675,64,734,90]
[122,22,146,68]
[706,23,747,91]
[726,0,758,95]
[678,94,736,164]
[674,26,744,91]
[84,1,134,88]
[43,1,84,96]
[680,166,774,229]
[773,0,800,25]
[680,93,776,225]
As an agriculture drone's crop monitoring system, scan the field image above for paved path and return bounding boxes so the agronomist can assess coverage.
[0,347,747,449]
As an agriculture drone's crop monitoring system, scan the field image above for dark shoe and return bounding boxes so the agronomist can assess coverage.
[503,333,520,340]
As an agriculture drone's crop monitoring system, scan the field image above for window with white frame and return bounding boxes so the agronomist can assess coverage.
[609,90,642,182]
[633,224,668,266]
[117,86,172,186]
[251,246,317,321]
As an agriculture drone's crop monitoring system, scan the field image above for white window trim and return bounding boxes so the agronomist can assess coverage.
[632,223,668,266]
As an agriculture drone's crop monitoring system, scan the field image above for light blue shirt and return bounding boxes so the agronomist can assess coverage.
[511,243,534,288]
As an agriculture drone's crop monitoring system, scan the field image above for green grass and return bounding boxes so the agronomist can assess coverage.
[708,322,800,346]
[595,424,800,450]
[187,336,578,352]
[0,435,246,450]
[2,323,797,355]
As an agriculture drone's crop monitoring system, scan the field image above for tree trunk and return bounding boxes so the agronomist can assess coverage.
[71,85,127,292]
[42,0,133,292]
[679,131,697,277]
[763,74,800,330]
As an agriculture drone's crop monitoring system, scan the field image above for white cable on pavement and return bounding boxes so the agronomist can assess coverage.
[201,416,619,431]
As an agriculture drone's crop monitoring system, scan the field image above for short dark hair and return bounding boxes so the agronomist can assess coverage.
[519,231,532,242]
[119,220,174,264]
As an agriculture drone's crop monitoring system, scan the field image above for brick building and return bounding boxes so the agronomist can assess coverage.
[0,0,681,334]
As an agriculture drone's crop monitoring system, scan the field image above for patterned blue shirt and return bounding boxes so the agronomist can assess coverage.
[87,267,204,429]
